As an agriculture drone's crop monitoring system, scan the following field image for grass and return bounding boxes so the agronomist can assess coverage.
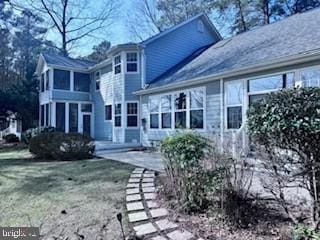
[0,148,134,239]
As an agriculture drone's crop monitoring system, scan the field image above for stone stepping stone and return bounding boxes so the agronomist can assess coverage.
[147,201,159,209]
[127,201,144,211]
[126,194,141,202]
[144,193,157,200]
[155,219,178,231]
[145,170,155,174]
[128,211,148,222]
[142,182,154,187]
[167,230,194,240]
[143,173,155,178]
[129,178,141,183]
[150,208,168,218]
[151,236,167,240]
[142,178,154,183]
[131,173,143,178]
[133,222,157,237]
[127,188,140,195]
[127,183,140,188]
[143,187,156,193]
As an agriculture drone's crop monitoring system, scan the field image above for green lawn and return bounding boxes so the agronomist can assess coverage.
[0,148,134,239]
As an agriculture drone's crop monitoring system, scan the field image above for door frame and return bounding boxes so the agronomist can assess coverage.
[80,112,93,138]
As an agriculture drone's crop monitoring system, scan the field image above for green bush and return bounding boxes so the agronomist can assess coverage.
[29,132,95,160]
[22,126,55,144]
[4,133,19,143]
[293,225,320,240]
[161,132,224,212]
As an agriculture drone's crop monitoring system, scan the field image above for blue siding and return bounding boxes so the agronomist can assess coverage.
[52,90,90,101]
[125,129,140,143]
[125,74,141,101]
[144,18,218,83]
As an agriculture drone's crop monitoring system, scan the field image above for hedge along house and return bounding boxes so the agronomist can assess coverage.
[36,8,320,149]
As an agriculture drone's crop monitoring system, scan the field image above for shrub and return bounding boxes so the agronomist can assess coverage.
[29,132,95,160]
[247,87,320,230]
[293,225,320,240]
[161,132,224,212]
[4,133,19,143]
[22,126,55,144]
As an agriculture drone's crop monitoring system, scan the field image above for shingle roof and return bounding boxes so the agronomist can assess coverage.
[42,53,96,70]
[148,8,320,89]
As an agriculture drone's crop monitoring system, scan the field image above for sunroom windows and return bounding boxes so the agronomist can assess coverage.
[149,88,205,130]
[301,68,320,87]
[225,81,243,129]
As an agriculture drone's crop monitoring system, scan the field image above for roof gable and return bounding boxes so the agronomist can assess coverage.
[141,13,222,46]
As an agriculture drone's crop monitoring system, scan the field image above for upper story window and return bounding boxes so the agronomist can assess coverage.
[74,72,90,92]
[114,55,121,74]
[126,52,138,73]
[95,71,100,91]
[197,20,204,33]
[40,73,45,92]
[53,69,70,90]
[45,70,50,91]
[301,68,320,87]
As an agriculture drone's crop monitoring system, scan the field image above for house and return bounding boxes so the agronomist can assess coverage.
[36,8,320,148]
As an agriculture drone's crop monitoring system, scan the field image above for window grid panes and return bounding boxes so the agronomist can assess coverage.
[127,102,138,127]
[174,92,187,129]
[114,103,121,127]
[301,69,320,87]
[114,55,121,74]
[56,102,66,132]
[190,89,204,129]
[161,95,171,129]
[226,81,243,129]
[126,52,138,72]
[149,96,159,129]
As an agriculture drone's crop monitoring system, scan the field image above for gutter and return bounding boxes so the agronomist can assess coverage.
[134,50,320,95]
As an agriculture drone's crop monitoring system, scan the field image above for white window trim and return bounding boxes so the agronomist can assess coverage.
[125,52,139,74]
[224,80,244,131]
[114,102,122,128]
[148,87,206,131]
[113,55,122,75]
[160,95,173,129]
[126,101,139,128]
[104,104,113,122]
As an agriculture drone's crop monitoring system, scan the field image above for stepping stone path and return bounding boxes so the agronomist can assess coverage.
[126,168,203,240]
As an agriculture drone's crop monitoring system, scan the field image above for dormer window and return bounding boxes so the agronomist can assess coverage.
[126,52,138,73]
[95,71,100,91]
[114,55,121,74]
[197,20,204,33]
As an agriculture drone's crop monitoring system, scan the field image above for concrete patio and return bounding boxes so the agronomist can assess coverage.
[95,150,164,172]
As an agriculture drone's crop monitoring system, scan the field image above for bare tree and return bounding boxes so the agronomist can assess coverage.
[14,0,118,56]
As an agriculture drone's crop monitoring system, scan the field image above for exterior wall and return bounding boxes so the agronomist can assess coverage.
[52,91,90,101]
[141,81,221,146]
[93,68,113,140]
[144,18,219,83]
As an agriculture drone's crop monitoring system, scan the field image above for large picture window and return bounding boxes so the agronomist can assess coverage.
[114,103,121,127]
[226,81,243,129]
[126,52,138,72]
[301,68,320,87]
[174,92,187,129]
[114,55,121,74]
[56,102,66,132]
[149,96,159,129]
[54,69,70,90]
[127,102,138,127]
[74,72,90,92]
[69,103,78,132]
[149,88,205,130]
[161,95,171,129]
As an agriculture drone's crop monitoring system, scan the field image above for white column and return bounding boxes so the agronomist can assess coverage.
[78,103,81,133]
[220,78,224,151]
[65,102,69,133]
[70,71,74,91]
[51,102,56,127]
